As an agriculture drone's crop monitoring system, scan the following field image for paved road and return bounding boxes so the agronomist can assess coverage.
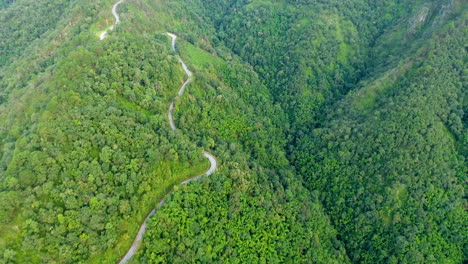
[100,0,124,40]
[168,102,176,130]
[99,4,219,262]
[117,33,218,263]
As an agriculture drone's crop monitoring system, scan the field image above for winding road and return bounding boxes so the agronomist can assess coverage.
[99,0,124,40]
[101,4,218,263]
[165,32,217,181]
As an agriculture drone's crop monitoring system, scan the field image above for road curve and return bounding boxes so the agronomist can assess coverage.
[99,0,124,40]
[168,102,176,130]
[117,34,218,263]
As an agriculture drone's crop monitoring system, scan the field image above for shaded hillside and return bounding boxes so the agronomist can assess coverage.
[0,0,466,263]
[0,0,346,263]
[136,0,467,263]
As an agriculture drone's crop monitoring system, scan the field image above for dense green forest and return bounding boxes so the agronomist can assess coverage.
[136,38,348,263]
[0,0,212,262]
[137,0,468,262]
[0,0,466,263]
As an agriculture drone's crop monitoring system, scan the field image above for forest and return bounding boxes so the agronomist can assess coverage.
[0,0,466,263]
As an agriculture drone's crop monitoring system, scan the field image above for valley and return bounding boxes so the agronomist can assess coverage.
[0,0,466,263]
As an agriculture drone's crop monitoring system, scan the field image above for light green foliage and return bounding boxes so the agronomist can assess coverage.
[139,0,467,263]
[139,29,347,264]
[0,0,209,262]
[0,0,467,263]
[141,165,348,264]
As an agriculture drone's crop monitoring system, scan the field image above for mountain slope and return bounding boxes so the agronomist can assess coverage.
[137,33,349,263]
[0,0,466,263]
[0,0,346,263]
[295,19,467,263]
[0,1,211,262]
[134,0,467,263]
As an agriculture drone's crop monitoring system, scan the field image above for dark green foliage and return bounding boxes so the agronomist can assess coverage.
[139,0,467,263]
[0,0,14,10]
[0,31,210,262]
[0,0,75,67]
[0,1,213,261]
[295,22,468,263]
[1,0,467,263]
[141,165,348,264]
[138,33,347,263]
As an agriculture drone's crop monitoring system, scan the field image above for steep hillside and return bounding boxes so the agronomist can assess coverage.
[0,0,211,262]
[0,0,346,263]
[136,0,467,263]
[0,0,466,263]
[136,33,348,263]
[294,17,467,263]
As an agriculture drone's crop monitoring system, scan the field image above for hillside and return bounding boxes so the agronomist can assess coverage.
[0,0,466,263]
